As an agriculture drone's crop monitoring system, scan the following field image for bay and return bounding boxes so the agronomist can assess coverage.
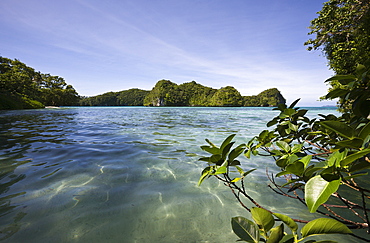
[1,106,357,243]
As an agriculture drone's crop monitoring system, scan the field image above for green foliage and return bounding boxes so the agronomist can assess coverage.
[143,80,285,107]
[178,81,217,106]
[210,86,242,106]
[244,88,286,107]
[117,88,149,106]
[305,0,370,75]
[80,80,285,107]
[306,0,370,111]
[0,56,80,109]
[231,208,351,243]
[325,62,370,116]
[0,92,44,110]
[79,89,149,106]
[197,63,370,241]
[143,80,185,106]
[37,74,80,106]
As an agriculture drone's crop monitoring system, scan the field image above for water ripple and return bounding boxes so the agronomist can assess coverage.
[0,107,349,243]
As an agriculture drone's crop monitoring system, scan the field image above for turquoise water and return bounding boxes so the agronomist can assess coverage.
[0,107,359,242]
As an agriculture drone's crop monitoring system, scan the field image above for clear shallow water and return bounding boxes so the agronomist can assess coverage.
[0,106,359,243]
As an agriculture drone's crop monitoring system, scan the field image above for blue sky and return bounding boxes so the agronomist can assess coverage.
[1,0,336,106]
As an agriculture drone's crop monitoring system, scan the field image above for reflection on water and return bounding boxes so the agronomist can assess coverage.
[0,107,359,242]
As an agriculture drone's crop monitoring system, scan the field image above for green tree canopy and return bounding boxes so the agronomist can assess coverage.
[210,86,242,107]
[305,0,370,75]
[305,0,370,111]
[117,88,150,106]
[0,56,80,109]
[178,81,217,106]
[143,79,184,106]
[243,88,286,107]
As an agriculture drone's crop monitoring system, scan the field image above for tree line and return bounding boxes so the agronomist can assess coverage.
[0,56,286,109]
[0,56,80,109]
[80,80,286,107]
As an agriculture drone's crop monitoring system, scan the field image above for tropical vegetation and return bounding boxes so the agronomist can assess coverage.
[197,0,370,242]
[142,80,285,107]
[0,56,80,109]
[79,88,149,106]
[1,56,285,109]
[79,79,285,107]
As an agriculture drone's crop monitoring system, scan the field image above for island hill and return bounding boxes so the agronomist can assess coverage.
[80,79,286,107]
[0,56,285,109]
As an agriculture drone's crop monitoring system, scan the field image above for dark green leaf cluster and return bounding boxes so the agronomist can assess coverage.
[79,89,149,106]
[232,208,351,243]
[0,56,80,109]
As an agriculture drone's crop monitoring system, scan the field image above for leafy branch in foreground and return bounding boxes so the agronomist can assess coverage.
[232,207,351,243]
[197,64,370,242]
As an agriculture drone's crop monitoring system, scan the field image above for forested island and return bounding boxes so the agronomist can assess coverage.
[1,56,286,109]
[80,80,286,107]
[0,56,80,110]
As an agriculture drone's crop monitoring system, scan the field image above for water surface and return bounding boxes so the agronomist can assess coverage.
[1,107,358,242]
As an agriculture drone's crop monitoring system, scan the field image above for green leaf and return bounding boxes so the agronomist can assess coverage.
[198,166,212,186]
[205,138,217,148]
[220,134,236,151]
[358,122,370,140]
[343,172,368,180]
[273,213,298,233]
[214,166,227,175]
[209,154,222,164]
[285,161,304,176]
[279,234,294,243]
[289,98,301,108]
[198,157,211,162]
[275,171,290,177]
[221,142,235,160]
[251,207,275,233]
[340,148,370,166]
[270,149,283,156]
[291,144,303,154]
[276,157,288,168]
[266,224,284,243]
[245,148,252,158]
[267,118,279,127]
[336,138,364,149]
[305,175,341,213]
[279,108,296,119]
[299,155,312,168]
[327,150,347,167]
[349,159,370,173]
[276,141,290,153]
[228,144,246,162]
[288,122,298,132]
[320,121,355,139]
[242,169,256,177]
[200,145,220,155]
[287,154,299,165]
[325,89,348,99]
[325,74,356,83]
[231,216,260,243]
[229,160,241,166]
[235,165,244,175]
[301,218,352,238]
[231,177,242,183]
